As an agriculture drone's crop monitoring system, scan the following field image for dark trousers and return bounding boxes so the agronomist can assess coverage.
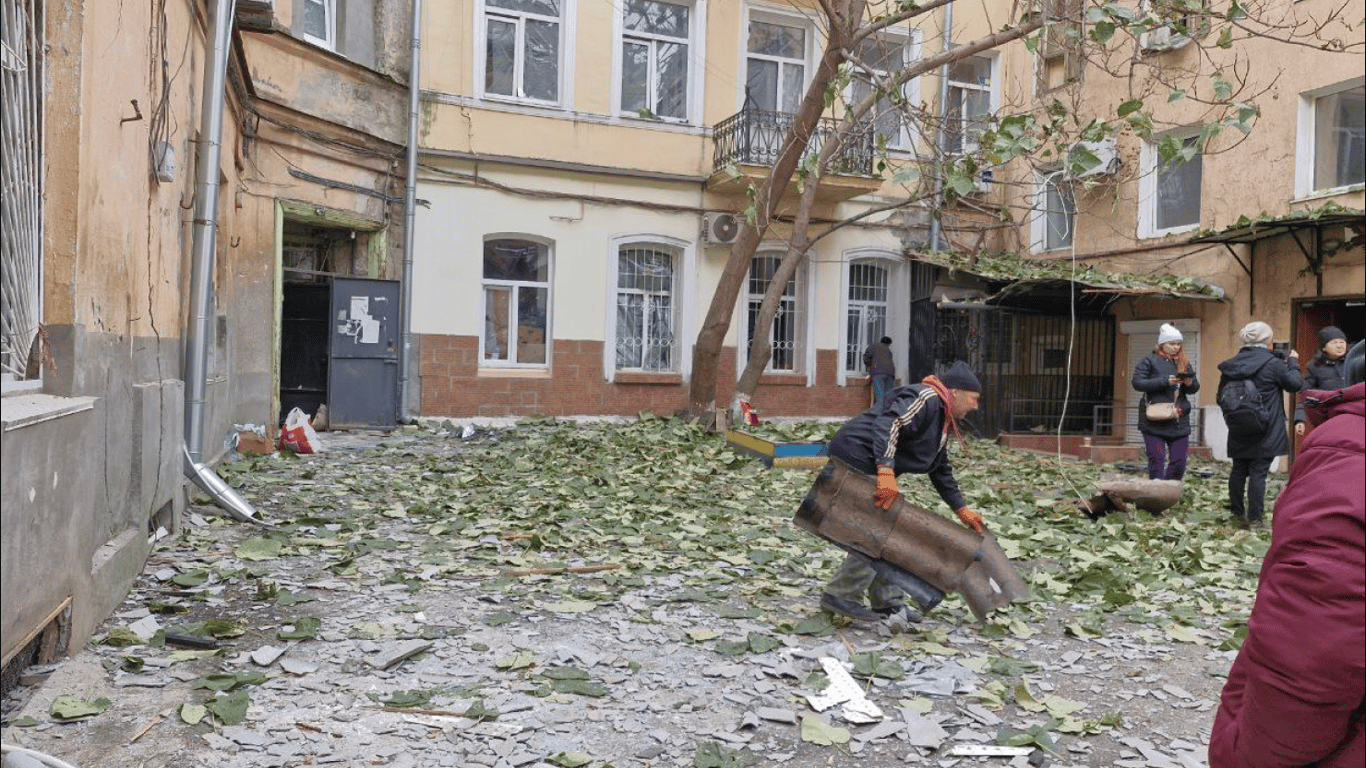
[870,374,895,406]
[1228,456,1275,521]
[1143,434,1189,481]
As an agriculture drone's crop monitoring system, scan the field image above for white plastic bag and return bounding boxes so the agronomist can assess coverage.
[278,407,323,454]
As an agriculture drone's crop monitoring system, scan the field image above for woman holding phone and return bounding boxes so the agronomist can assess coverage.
[1132,323,1200,481]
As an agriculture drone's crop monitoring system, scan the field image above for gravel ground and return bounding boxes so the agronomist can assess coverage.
[1,424,1268,768]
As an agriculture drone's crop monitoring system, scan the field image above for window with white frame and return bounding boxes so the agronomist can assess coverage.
[1,0,43,386]
[844,260,889,374]
[944,53,995,154]
[300,0,336,49]
[1035,169,1075,251]
[851,31,917,151]
[482,0,564,104]
[1140,134,1202,237]
[615,243,679,372]
[482,238,551,366]
[1038,0,1082,91]
[745,253,805,372]
[745,14,807,113]
[1310,85,1365,192]
[619,0,692,121]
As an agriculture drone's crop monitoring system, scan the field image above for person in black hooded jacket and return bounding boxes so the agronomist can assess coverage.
[1216,321,1303,527]
[1293,325,1351,435]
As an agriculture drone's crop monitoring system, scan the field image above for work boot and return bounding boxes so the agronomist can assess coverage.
[820,593,881,622]
[873,603,924,623]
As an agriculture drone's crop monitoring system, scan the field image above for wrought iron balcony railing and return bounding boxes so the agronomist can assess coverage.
[712,108,875,178]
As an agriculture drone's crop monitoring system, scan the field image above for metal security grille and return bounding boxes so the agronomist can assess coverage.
[615,245,677,371]
[844,260,889,372]
[747,254,804,372]
[1,0,43,382]
[935,307,1115,438]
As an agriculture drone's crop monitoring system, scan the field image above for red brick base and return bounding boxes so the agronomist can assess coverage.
[417,334,871,419]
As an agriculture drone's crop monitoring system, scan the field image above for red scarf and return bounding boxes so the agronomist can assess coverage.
[922,375,970,455]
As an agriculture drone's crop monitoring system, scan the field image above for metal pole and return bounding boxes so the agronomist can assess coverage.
[928,2,954,253]
[398,0,424,423]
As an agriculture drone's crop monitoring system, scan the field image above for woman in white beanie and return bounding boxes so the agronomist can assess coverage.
[1215,322,1302,528]
[1132,323,1200,480]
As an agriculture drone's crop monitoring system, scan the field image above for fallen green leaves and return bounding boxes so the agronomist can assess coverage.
[49,695,111,721]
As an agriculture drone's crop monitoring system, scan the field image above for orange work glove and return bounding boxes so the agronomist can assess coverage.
[956,506,986,534]
[873,466,899,510]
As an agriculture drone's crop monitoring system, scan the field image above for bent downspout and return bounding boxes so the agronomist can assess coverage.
[182,0,260,524]
[928,2,954,252]
[397,0,424,423]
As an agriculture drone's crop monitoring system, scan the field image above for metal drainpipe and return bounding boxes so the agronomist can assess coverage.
[182,0,259,523]
[398,0,423,424]
[928,2,954,252]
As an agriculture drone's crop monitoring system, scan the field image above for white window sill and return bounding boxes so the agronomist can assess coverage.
[1292,183,1365,205]
[427,91,711,137]
[1138,224,1199,240]
[2,393,97,433]
[477,367,552,379]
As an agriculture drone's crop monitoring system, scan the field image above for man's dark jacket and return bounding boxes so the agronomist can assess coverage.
[1216,346,1302,459]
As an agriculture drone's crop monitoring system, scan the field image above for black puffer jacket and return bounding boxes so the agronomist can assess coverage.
[1293,354,1350,423]
[1132,351,1200,440]
[1216,346,1303,459]
[827,384,966,511]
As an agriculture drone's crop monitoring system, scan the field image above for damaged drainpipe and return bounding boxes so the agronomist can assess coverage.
[182,0,259,524]
[397,0,424,424]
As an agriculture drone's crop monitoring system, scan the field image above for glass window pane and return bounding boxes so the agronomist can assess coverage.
[302,0,328,40]
[524,19,559,101]
[748,20,804,58]
[1044,174,1074,249]
[485,19,517,96]
[1156,144,1201,231]
[484,287,511,361]
[484,239,548,281]
[1315,87,1365,190]
[621,42,649,114]
[948,54,991,85]
[746,58,778,110]
[616,294,644,369]
[645,295,674,370]
[516,287,548,364]
[623,0,689,37]
[845,310,862,371]
[781,62,804,114]
[655,42,688,119]
[489,0,560,15]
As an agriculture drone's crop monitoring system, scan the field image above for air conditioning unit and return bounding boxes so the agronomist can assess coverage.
[971,168,994,195]
[1067,138,1119,179]
[1140,24,1191,52]
[701,212,740,245]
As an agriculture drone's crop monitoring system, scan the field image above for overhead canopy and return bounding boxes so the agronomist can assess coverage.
[908,251,1225,314]
[1188,208,1364,246]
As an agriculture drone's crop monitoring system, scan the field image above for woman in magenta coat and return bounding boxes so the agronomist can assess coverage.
[1209,340,1365,767]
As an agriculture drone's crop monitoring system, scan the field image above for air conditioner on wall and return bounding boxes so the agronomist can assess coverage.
[972,168,994,195]
[701,212,741,245]
[1067,138,1119,179]
[1140,24,1191,52]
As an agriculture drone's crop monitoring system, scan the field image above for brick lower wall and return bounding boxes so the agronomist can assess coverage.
[417,334,871,418]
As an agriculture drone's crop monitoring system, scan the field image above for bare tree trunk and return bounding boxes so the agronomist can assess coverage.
[682,5,861,425]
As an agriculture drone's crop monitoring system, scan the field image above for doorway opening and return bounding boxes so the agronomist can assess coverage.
[279,220,364,426]
[1291,295,1364,459]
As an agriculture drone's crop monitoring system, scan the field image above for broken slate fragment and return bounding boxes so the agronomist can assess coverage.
[854,720,905,743]
[128,615,162,642]
[756,707,797,724]
[280,658,319,675]
[366,640,433,670]
[900,710,949,749]
[251,645,287,667]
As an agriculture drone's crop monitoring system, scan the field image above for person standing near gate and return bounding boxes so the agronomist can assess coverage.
[863,336,896,407]
[1215,321,1302,529]
[1294,325,1351,437]
[1132,323,1199,481]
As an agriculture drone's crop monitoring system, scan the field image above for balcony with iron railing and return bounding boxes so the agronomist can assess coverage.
[706,108,882,204]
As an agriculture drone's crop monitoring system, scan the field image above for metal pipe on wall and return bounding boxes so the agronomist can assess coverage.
[182,0,259,523]
[928,2,954,253]
[397,0,424,423]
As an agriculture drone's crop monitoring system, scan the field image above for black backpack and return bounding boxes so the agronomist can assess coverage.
[1218,362,1270,436]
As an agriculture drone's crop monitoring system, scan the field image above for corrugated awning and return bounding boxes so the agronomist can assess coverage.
[1188,209,1363,245]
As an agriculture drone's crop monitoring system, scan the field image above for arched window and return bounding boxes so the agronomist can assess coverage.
[844,260,889,373]
[615,243,680,371]
[482,238,551,366]
[745,252,806,372]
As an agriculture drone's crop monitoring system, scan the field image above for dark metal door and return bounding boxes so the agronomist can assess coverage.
[328,277,399,429]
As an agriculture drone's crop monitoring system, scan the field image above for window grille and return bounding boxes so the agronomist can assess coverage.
[844,260,889,372]
[616,245,677,371]
[746,254,804,372]
[1,0,43,383]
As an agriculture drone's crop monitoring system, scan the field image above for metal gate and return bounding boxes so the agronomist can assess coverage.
[327,278,399,429]
[934,307,1115,439]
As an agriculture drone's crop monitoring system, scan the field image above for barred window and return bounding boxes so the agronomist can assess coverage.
[1,0,44,385]
[746,253,805,372]
[615,245,678,372]
[844,261,889,373]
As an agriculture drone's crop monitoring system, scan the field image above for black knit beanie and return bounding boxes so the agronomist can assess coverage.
[940,361,982,393]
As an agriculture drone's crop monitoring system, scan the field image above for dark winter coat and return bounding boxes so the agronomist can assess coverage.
[827,384,966,511]
[1132,351,1200,440]
[863,342,896,376]
[1209,382,1365,768]
[1216,346,1302,459]
[1293,353,1350,423]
